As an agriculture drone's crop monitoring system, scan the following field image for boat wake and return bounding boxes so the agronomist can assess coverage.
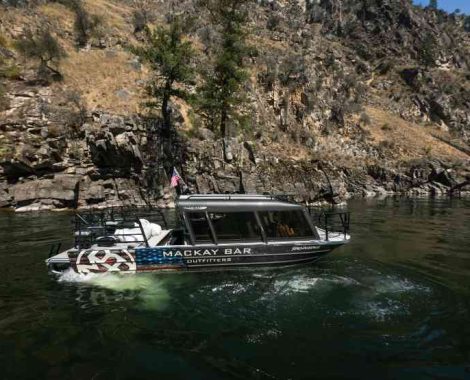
[210,282,250,295]
[373,275,431,295]
[58,268,99,283]
[57,269,172,310]
[55,264,433,322]
[272,274,359,294]
[255,268,433,323]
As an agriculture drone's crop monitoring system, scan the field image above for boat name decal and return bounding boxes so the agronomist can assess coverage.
[291,245,320,251]
[162,248,252,258]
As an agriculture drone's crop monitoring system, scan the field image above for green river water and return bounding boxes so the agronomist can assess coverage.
[0,197,469,379]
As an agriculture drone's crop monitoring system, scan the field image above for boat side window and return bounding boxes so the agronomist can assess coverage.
[258,210,313,240]
[188,212,212,244]
[208,212,262,242]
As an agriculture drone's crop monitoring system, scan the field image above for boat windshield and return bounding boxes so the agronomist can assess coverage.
[186,209,315,244]
[208,212,263,242]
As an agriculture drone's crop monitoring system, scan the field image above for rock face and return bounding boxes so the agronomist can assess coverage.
[87,131,143,173]
[183,138,470,203]
[0,101,468,211]
[0,96,173,210]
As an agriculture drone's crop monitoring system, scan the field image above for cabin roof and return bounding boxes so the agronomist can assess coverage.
[176,194,303,212]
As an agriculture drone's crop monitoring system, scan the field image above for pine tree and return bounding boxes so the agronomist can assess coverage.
[465,16,470,32]
[131,17,195,131]
[419,33,437,68]
[197,0,251,138]
[429,0,437,10]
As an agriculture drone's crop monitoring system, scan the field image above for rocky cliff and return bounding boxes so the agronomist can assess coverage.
[0,0,469,211]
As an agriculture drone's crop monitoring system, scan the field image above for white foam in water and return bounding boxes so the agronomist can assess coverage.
[211,282,249,295]
[350,274,431,321]
[246,328,282,344]
[273,276,322,294]
[264,271,431,323]
[273,274,359,294]
[361,299,409,321]
[374,275,431,294]
[283,277,320,293]
[322,275,361,286]
[57,268,97,283]
[59,268,155,290]
[57,269,171,310]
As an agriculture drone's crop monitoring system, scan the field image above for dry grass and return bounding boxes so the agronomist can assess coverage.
[84,0,133,36]
[60,49,147,114]
[362,106,468,161]
[0,0,163,116]
[267,141,311,162]
[37,2,75,32]
[248,34,289,53]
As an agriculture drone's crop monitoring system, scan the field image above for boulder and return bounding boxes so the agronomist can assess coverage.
[87,131,143,173]
[78,177,107,205]
[400,68,421,87]
[1,158,35,179]
[11,174,80,207]
[429,168,455,188]
[0,183,11,208]
[15,202,55,213]
[198,128,215,141]
[98,114,127,135]
[429,96,452,124]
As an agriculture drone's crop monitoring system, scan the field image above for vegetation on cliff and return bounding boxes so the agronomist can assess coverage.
[196,0,251,138]
[15,26,66,81]
[130,16,195,132]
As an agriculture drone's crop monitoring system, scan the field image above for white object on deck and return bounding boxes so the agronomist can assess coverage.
[147,229,171,246]
[113,219,162,242]
[316,227,350,243]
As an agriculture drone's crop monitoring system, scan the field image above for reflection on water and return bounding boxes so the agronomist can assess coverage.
[0,197,469,379]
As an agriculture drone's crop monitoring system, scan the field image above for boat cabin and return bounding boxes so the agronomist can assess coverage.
[176,194,320,246]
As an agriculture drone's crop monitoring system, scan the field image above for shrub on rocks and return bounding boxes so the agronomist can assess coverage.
[14,27,66,82]
[359,112,371,125]
[0,84,9,111]
[131,0,157,34]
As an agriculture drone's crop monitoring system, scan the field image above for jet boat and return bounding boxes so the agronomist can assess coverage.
[46,194,350,274]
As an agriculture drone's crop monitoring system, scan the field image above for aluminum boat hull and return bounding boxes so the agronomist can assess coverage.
[47,239,348,274]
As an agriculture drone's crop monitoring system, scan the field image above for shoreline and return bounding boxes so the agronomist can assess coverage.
[2,191,469,214]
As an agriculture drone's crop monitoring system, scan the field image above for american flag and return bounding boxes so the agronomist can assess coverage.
[170,167,182,188]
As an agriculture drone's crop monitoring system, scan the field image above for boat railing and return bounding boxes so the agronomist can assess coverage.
[75,205,169,229]
[73,206,169,251]
[181,193,298,203]
[307,208,350,241]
